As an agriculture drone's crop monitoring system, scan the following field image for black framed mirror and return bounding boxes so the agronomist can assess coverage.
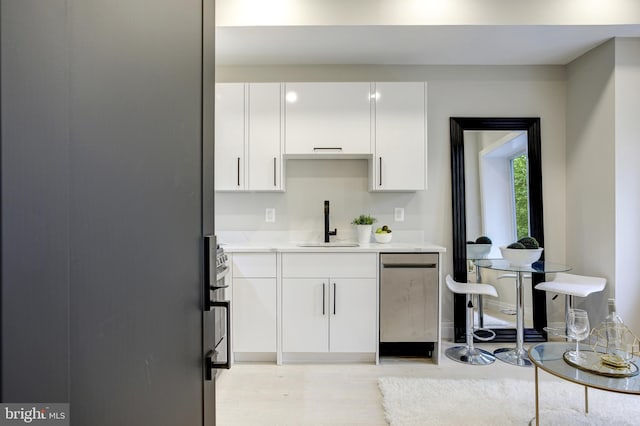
[450,117,547,343]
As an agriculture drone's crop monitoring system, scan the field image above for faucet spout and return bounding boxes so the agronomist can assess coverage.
[324,200,337,243]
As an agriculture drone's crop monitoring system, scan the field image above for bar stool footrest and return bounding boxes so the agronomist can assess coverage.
[473,328,496,341]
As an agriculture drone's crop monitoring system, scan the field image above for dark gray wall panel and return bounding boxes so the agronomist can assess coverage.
[2,1,209,424]
[68,1,203,425]
[203,0,216,423]
[1,0,71,402]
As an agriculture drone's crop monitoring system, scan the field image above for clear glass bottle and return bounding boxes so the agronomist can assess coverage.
[605,298,629,360]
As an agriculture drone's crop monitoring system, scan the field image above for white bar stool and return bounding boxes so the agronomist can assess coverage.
[445,274,499,365]
[534,272,606,336]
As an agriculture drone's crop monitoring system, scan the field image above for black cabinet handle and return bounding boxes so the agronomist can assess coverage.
[273,157,277,186]
[382,263,437,269]
[379,157,382,186]
[322,283,326,315]
[313,147,343,151]
[237,157,241,186]
[333,282,336,315]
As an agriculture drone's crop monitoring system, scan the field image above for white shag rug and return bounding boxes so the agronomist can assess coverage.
[378,377,640,426]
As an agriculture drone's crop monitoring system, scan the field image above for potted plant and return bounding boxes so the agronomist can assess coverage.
[351,214,377,244]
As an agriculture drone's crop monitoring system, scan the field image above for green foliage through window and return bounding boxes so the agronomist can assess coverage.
[512,155,529,240]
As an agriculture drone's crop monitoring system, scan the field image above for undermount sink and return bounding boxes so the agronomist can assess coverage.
[296,242,360,247]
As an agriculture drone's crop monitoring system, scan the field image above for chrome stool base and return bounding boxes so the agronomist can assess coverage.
[445,346,495,365]
[493,347,532,367]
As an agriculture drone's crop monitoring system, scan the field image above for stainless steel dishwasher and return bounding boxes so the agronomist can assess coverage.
[379,253,439,357]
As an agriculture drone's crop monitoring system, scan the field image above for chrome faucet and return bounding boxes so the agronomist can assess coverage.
[324,200,337,243]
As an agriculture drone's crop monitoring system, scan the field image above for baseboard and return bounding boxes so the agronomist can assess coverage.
[441,320,454,341]
[282,352,376,363]
[233,352,277,363]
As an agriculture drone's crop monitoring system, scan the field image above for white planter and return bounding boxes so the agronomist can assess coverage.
[356,225,372,244]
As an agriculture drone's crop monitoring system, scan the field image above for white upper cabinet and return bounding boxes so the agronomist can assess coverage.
[216,81,427,192]
[248,83,283,191]
[215,83,283,191]
[215,83,245,191]
[284,82,372,156]
[371,82,426,191]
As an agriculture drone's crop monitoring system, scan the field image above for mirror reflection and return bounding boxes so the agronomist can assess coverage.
[464,130,533,330]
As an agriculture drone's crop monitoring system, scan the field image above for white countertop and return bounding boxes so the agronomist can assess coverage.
[220,241,446,253]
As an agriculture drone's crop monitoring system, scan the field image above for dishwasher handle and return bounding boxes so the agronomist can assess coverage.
[381,263,437,269]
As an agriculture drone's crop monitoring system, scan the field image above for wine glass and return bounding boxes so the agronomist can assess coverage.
[567,309,590,361]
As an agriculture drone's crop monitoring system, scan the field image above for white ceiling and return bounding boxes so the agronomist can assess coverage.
[216,25,640,66]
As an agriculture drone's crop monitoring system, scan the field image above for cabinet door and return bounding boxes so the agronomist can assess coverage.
[232,278,277,352]
[373,82,426,191]
[284,82,372,155]
[282,278,329,353]
[329,278,377,353]
[248,83,282,191]
[215,83,246,190]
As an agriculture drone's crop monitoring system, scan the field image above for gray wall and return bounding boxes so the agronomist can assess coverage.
[614,38,640,334]
[566,37,640,332]
[2,1,212,425]
[566,40,616,327]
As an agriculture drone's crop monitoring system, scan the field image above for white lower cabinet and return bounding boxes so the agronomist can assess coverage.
[233,277,277,353]
[282,278,377,353]
[281,253,378,356]
[282,279,329,353]
[329,278,377,352]
[231,253,277,360]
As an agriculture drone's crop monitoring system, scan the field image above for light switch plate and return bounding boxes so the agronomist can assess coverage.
[265,208,276,223]
[394,208,405,222]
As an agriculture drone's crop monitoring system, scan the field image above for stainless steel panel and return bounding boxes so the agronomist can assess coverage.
[380,253,439,342]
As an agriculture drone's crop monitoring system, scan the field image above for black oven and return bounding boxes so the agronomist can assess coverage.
[212,245,230,369]
[205,236,231,380]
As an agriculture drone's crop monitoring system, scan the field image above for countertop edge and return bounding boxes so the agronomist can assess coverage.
[220,243,447,253]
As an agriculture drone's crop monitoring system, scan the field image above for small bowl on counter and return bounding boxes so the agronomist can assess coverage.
[374,232,393,244]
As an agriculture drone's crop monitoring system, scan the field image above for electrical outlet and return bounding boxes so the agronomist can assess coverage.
[265,208,276,223]
[394,207,405,222]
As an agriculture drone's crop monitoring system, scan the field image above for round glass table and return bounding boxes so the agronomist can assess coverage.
[529,342,640,425]
[474,259,571,366]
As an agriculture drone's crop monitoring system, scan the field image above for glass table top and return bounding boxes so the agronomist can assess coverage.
[474,259,571,274]
[529,342,640,394]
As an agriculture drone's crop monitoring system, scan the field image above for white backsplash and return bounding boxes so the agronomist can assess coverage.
[216,229,426,245]
[215,159,427,244]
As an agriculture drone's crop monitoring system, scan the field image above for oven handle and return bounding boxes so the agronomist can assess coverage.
[211,283,229,291]
[205,300,231,379]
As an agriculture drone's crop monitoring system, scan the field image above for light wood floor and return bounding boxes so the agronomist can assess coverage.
[216,341,561,425]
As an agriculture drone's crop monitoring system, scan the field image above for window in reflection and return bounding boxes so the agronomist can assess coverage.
[512,153,530,240]
[465,130,534,329]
